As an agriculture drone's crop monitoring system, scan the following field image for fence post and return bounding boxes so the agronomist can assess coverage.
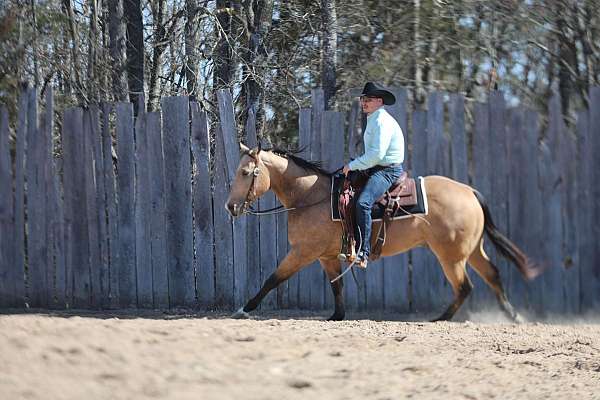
[134,98,154,308]
[25,87,49,308]
[297,108,313,310]
[506,107,530,310]
[161,96,195,308]
[0,104,15,307]
[468,101,495,309]
[115,103,136,308]
[585,87,600,309]
[213,123,235,308]
[191,104,214,308]
[101,104,120,309]
[245,109,262,307]
[217,89,248,310]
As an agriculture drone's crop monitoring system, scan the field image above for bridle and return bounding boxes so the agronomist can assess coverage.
[238,154,329,216]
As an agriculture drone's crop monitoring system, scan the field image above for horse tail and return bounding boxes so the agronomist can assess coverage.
[472,189,542,280]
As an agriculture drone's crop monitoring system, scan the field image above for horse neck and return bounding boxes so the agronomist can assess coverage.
[262,152,330,209]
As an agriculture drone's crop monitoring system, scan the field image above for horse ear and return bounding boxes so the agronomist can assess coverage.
[240,142,250,154]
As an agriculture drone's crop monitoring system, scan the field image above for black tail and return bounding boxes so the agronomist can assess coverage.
[473,190,542,280]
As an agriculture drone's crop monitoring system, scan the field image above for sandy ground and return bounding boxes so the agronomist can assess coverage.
[1,310,599,400]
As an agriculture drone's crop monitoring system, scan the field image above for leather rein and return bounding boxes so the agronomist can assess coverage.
[239,159,329,216]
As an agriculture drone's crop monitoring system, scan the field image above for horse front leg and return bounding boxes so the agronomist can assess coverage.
[320,258,345,321]
[232,248,313,319]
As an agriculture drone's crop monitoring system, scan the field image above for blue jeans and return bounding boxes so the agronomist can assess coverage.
[355,164,404,256]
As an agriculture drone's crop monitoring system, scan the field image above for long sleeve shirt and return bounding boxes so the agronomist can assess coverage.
[348,107,405,171]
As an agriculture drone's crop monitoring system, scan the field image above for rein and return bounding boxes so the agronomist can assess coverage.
[240,159,329,216]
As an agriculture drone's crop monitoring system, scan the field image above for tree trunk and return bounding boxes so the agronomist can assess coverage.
[124,0,144,110]
[185,0,200,101]
[62,0,86,104]
[108,0,129,102]
[413,0,425,104]
[242,0,272,133]
[87,0,100,103]
[321,0,337,109]
[148,0,166,111]
[214,0,234,91]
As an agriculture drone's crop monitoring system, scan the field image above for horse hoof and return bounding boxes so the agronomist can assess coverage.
[327,314,345,321]
[513,313,525,324]
[231,307,250,319]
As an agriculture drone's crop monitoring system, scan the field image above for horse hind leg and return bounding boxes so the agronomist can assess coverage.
[467,240,522,322]
[431,259,473,322]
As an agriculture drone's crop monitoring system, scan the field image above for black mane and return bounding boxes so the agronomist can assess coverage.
[268,147,333,177]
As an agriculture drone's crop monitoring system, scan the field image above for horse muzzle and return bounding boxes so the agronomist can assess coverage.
[225,202,248,217]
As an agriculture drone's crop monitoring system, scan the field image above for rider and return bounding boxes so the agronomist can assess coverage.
[342,82,405,268]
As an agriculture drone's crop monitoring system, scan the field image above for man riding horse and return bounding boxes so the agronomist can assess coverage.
[342,82,405,268]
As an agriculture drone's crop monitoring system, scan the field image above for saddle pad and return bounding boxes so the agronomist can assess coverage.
[330,175,429,222]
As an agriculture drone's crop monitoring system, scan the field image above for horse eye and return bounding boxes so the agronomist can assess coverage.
[242,169,251,176]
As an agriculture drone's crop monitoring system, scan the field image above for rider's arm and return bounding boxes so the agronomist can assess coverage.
[347,114,393,171]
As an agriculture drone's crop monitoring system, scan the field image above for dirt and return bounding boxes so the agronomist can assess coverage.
[1,310,599,400]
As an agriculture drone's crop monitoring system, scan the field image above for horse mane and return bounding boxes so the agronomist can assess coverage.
[267,146,333,177]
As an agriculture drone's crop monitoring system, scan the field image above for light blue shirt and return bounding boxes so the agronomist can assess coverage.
[348,107,404,171]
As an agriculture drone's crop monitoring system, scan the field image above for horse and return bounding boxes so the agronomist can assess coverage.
[226,144,540,321]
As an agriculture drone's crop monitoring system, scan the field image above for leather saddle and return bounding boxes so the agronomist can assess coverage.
[338,170,418,262]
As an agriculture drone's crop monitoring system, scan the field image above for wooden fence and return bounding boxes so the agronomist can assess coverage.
[0,85,599,315]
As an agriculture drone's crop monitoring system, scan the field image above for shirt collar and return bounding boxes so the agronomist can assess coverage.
[367,107,385,121]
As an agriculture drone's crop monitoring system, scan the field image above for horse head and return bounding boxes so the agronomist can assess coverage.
[225,142,271,217]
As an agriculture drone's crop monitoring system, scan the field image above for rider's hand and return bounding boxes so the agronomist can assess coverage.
[343,164,351,176]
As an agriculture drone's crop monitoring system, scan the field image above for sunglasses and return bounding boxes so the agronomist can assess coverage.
[360,96,381,103]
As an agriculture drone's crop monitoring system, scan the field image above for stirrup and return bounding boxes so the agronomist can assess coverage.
[356,252,368,269]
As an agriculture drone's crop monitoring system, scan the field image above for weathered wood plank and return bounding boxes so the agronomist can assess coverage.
[585,87,600,310]
[468,102,495,309]
[40,88,56,308]
[42,88,61,308]
[83,108,102,308]
[26,87,49,308]
[382,87,410,313]
[190,105,214,308]
[415,93,451,314]
[506,107,530,311]
[12,87,27,307]
[217,90,248,310]
[322,111,345,310]
[101,104,119,309]
[297,108,312,309]
[259,191,278,310]
[216,90,240,182]
[308,90,325,310]
[538,95,565,314]
[488,91,512,307]
[161,96,195,308]
[245,109,262,307]
[366,256,384,312]
[576,108,598,311]
[0,104,15,307]
[277,210,289,309]
[90,105,110,309]
[521,110,545,313]
[213,124,234,308]
[449,93,468,184]
[146,111,169,308]
[134,100,153,308]
[408,109,428,313]
[63,107,92,308]
[347,100,361,160]
[557,117,579,314]
[115,103,136,308]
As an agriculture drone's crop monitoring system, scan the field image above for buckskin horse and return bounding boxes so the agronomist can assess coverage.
[226,144,540,321]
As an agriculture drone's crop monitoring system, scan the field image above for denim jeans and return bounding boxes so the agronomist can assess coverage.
[355,164,404,256]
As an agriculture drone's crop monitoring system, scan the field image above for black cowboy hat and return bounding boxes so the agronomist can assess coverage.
[360,82,396,105]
